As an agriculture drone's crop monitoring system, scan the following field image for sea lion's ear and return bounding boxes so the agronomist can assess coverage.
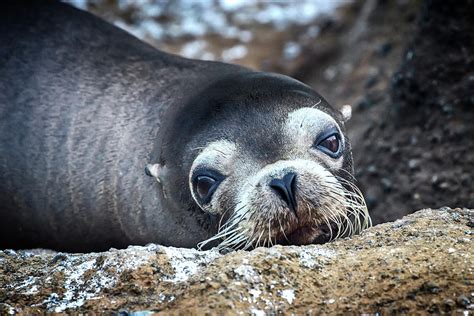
[145,163,163,183]
[340,104,352,122]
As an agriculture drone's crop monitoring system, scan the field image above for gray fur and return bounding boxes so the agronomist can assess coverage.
[0,2,354,252]
[0,2,247,251]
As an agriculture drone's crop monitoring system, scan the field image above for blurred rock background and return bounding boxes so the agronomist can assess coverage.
[71,0,352,73]
[70,0,474,225]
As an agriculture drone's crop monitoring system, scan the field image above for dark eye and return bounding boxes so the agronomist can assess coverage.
[319,135,339,152]
[315,133,342,157]
[192,170,224,204]
[196,175,216,201]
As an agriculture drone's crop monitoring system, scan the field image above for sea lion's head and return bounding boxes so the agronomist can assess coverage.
[150,72,370,250]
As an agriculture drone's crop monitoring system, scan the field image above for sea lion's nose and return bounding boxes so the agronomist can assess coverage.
[269,172,298,216]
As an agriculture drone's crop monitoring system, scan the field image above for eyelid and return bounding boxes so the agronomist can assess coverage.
[191,168,225,183]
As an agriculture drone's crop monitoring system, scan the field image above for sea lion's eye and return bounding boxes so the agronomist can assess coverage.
[196,176,216,200]
[315,132,342,158]
[193,171,224,204]
[319,134,339,153]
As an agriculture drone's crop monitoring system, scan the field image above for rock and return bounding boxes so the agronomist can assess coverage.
[467,218,474,228]
[353,95,375,111]
[380,177,393,192]
[419,281,441,294]
[364,73,379,89]
[374,41,392,57]
[0,208,472,314]
[408,159,419,170]
[456,295,471,308]
[367,164,377,175]
[365,194,378,209]
[443,298,456,311]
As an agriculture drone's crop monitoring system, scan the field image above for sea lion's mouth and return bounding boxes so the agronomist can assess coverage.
[279,221,336,246]
[285,225,319,245]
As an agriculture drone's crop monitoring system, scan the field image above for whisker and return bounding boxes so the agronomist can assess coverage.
[277,217,289,243]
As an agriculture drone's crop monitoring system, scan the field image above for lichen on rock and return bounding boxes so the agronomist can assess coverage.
[0,207,472,314]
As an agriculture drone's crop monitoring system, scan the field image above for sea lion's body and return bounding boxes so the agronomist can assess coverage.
[0,2,248,251]
[0,3,369,252]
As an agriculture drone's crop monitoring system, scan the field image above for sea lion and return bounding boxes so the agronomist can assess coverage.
[0,2,370,252]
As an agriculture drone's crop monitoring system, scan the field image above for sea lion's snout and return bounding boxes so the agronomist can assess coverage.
[191,153,370,250]
[230,159,352,247]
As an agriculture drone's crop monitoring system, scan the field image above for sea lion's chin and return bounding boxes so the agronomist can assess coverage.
[254,204,338,247]
[281,222,331,246]
[282,209,344,245]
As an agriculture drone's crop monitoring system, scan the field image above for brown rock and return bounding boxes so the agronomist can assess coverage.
[0,208,472,314]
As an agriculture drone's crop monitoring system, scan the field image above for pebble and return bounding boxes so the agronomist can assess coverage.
[50,253,68,265]
[442,104,454,115]
[450,212,461,221]
[460,174,471,186]
[3,249,17,256]
[408,159,419,170]
[443,299,456,310]
[421,281,441,294]
[456,294,470,308]
[406,292,416,300]
[354,95,374,110]
[466,219,474,228]
[367,165,377,175]
[374,41,392,57]
[365,73,379,89]
[428,304,439,313]
[381,178,393,192]
[438,182,449,189]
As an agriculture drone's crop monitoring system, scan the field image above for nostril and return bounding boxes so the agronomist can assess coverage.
[269,172,298,216]
[283,172,297,194]
[269,181,288,202]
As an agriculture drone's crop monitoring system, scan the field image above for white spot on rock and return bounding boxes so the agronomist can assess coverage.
[39,246,157,312]
[299,247,337,269]
[234,264,261,283]
[251,308,266,316]
[162,247,220,283]
[280,289,295,304]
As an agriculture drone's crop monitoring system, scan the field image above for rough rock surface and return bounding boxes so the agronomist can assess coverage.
[1,208,472,314]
